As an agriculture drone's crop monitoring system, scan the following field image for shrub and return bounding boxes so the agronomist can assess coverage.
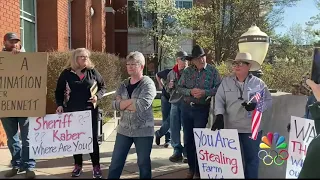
[261,60,312,93]
[214,59,312,93]
[46,51,122,117]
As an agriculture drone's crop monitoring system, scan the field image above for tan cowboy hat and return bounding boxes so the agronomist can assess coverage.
[227,52,261,71]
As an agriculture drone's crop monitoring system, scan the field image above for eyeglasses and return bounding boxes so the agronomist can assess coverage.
[232,61,249,67]
[126,63,140,67]
[78,55,89,59]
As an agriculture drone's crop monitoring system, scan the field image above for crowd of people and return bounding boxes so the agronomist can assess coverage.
[1,31,319,179]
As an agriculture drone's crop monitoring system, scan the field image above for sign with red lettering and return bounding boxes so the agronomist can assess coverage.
[193,128,244,178]
[28,110,93,159]
[286,116,316,178]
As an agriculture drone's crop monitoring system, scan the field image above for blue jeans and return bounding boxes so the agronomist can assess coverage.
[238,131,262,179]
[181,103,209,174]
[305,95,316,119]
[155,96,171,142]
[108,133,153,179]
[170,102,186,156]
[1,117,36,170]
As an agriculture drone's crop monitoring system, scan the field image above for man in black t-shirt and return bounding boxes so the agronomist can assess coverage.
[154,68,172,147]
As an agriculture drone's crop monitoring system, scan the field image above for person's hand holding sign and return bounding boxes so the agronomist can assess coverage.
[88,95,98,104]
[56,106,64,114]
[11,48,21,54]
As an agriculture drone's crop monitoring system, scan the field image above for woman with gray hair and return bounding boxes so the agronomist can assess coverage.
[55,48,106,179]
[108,51,157,179]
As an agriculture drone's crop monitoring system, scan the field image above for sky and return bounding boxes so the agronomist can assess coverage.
[274,0,320,35]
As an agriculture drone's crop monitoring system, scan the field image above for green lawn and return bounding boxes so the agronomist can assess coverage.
[152,99,162,119]
[102,99,162,125]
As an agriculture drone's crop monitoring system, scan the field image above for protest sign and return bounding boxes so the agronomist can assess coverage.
[286,116,316,178]
[193,128,244,179]
[0,52,48,117]
[29,110,93,159]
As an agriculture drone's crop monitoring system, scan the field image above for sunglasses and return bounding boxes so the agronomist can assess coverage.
[232,61,249,67]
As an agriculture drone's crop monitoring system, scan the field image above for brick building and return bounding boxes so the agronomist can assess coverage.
[0,0,106,53]
[0,0,106,147]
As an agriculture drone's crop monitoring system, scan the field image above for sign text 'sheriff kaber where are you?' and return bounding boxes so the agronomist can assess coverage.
[0,52,48,117]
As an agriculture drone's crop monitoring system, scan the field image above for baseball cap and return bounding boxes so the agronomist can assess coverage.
[175,51,188,61]
[4,32,20,41]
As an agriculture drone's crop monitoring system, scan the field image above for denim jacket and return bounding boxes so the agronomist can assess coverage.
[112,76,156,137]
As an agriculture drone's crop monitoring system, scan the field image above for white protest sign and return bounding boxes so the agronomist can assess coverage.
[29,110,93,159]
[286,116,316,178]
[193,128,244,179]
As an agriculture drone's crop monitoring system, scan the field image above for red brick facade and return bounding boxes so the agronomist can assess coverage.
[0,0,20,42]
[37,0,69,51]
[0,0,107,147]
[0,0,21,147]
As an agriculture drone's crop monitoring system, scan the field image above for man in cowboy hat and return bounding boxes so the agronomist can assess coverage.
[212,52,272,179]
[177,45,221,178]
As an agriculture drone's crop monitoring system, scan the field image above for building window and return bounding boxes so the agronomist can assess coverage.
[128,0,192,28]
[20,0,37,52]
[128,1,152,28]
[175,1,192,9]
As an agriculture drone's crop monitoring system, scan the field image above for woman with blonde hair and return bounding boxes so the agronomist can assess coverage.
[55,48,106,179]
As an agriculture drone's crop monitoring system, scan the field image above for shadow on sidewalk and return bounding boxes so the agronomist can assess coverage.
[34,157,187,179]
[33,144,172,169]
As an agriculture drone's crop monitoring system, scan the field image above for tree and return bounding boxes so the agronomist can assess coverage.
[286,23,316,45]
[134,0,192,70]
[305,0,320,45]
[268,34,312,62]
[186,0,301,63]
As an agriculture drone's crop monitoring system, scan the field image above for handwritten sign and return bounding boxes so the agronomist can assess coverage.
[193,128,244,179]
[29,110,93,159]
[0,52,48,117]
[285,116,316,178]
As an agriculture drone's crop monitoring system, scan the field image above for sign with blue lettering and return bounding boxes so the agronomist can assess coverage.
[193,128,244,178]
[285,116,316,178]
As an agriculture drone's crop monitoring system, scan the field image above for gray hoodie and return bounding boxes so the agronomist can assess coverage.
[164,68,185,104]
[112,76,157,137]
[214,74,272,133]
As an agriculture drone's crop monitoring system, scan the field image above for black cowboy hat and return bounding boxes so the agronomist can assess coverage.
[185,45,206,61]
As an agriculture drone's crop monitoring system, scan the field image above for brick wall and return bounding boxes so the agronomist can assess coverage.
[0,0,20,40]
[114,0,127,57]
[57,0,69,51]
[71,0,90,49]
[0,0,20,147]
[37,0,69,52]
[92,0,106,52]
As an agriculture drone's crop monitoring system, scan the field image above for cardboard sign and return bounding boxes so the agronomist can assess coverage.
[0,52,48,117]
[285,116,316,178]
[29,110,93,159]
[194,128,244,179]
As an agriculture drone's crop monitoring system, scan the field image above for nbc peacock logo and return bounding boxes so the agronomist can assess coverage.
[258,132,289,166]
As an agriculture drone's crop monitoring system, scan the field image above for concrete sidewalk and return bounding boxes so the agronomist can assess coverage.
[0,126,188,179]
